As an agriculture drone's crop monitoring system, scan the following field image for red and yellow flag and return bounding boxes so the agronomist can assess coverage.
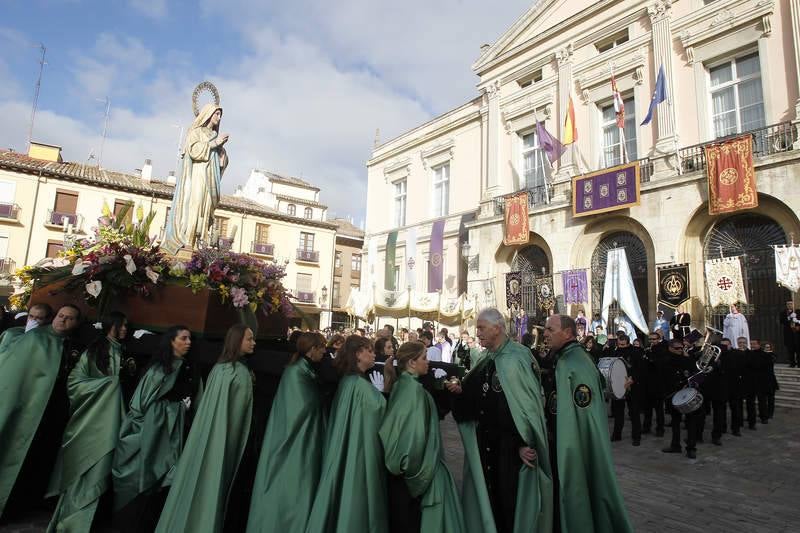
[563,95,577,145]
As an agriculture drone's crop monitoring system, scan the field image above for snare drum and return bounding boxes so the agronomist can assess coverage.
[597,357,628,400]
[671,387,704,414]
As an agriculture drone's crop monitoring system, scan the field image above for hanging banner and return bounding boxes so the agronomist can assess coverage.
[657,263,691,309]
[705,134,757,215]
[503,191,530,245]
[427,219,445,292]
[775,245,800,292]
[562,269,588,304]
[534,275,556,310]
[506,271,522,313]
[705,257,747,307]
[572,161,640,217]
[601,248,648,333]
[384,231,398,290]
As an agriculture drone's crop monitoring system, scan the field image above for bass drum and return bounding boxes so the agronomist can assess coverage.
[671,387,704,414]
[597,357,628,400]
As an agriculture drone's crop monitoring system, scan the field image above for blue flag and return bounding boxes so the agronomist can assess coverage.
[640,64,667,126]
[535,121,566,164]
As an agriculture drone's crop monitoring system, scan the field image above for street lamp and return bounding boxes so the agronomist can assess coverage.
[461,240,478,273]
[319,285,328,306]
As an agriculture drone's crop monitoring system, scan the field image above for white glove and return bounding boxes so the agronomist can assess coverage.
[369,371,385,392]
[433,368,447,379]
[93,322,103,330]
[133,329,155,339]
[182,397,192,410]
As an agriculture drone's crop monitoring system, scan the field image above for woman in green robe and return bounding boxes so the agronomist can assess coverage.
[46,311,128,533]
[305,335,388,533]
[246,331,327,533]
[155,324,254,533]
[112,325,198,533]
[380,341,466,533]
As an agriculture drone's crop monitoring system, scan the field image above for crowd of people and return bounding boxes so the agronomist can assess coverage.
[0,302,634,532]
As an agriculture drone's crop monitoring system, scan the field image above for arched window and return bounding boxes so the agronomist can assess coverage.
[304,207,313,219]
[287,204,296,216]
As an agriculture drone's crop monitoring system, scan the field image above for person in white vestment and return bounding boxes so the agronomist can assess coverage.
[723,303,750,349]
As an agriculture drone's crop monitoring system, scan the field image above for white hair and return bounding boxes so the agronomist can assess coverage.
[477,308,506,332]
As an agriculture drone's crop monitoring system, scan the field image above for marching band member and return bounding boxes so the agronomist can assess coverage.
[662,339,701,459]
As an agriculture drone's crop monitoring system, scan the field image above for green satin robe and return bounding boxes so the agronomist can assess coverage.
[458,339,554,533]
[113,358,191,511]
[305,374,387,533]
[155,361,253,533]
[0,326,66,516]
[379,372,465,533]
[0,326,25,353]
[247,357,326,533]
[555,342,633,533]
[46,339,125,532]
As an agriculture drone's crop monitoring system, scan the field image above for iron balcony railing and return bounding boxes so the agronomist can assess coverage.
[0,257,15,275]
[0,203,19,220]
[351,269,361,279]
[296,290,315,303]
[679,121,796,174]
[494,184,553,215]
[296,249,319,262]
[251,242,275,256]
[46,209,84,231]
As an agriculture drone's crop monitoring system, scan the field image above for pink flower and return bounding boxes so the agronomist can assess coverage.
[231,286,249,308]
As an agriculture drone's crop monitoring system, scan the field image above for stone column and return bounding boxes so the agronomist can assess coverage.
[648,0,678,153]
[789,0,800,146]
[485,80,502,198]
[556,44,577,180]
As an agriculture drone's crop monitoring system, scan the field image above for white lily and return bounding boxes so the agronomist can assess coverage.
[145,266,159,283]
[124,254,136,274]
[53,257,70,267]
[86,280,103,298]
[72,261,88,276]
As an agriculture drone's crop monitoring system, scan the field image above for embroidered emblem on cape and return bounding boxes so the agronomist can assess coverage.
[491,372,503,393]
[548,390,557,415]
[573,383,592,408]
[482,382,490,393]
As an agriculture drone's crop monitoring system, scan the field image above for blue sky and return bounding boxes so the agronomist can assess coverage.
[2,0,533,222]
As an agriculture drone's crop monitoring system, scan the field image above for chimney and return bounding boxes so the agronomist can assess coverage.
[141,159,153,181]
[166,170,177,185]
[28,141,63,163]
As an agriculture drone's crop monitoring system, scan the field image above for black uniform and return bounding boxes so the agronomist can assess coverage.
[642,342,667,435]
[724,348,747,436]
[765,349,779,419]
[663,350,702,455]
[453,339,472,369]
[779,309,798,366]
[452,357,524,533]
[610,345,645,444]
[698,346,727,444]
[748,348,771,424]
[670,312,691,340]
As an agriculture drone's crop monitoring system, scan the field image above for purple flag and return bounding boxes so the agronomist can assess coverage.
[427,219,445,292]
[535,121,566,165]
[562,269,588,304]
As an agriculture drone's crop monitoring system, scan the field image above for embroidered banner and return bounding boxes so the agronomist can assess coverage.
[503,192,530,245]
[427,219,445,292]
[657,263,691,309]
[506,271,522,313]
[705,135,757,215]
[562,269,588,304]
[705,257,747,307]
[534,275,556,310]
[572,161,640,217]
[775,245,800,292]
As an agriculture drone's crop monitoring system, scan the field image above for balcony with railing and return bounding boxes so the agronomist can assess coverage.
[295,290,316,304]
[679,122,796,174]
[251,242,275,256]
[334,266,343,277]
[296,249,319,263]
[0,203,20,222]
[351,269,361,279]
[219,237,234,250]
[0,258,15,275]
[45,209,84,232]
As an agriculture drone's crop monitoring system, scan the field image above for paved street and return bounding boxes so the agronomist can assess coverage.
[3,407,799,532]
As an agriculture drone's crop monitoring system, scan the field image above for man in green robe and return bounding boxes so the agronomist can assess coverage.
[447,308,553,533]
[155,360,252,533]
[0,305,82,520]
[543,314,633,533]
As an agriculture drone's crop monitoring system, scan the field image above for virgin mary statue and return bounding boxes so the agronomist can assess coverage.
[162,102,229,254]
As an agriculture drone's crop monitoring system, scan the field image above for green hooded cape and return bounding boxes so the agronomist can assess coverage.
[0,326,66,515]
[0,326,25,353]
[112,358,192,511]
[305,373,387,533]
[246,357,326,533]
[457,338,553,533]
[155,361,253,533]
[379,372,465,533]
[46,339,125,532]
[555,341,633,533]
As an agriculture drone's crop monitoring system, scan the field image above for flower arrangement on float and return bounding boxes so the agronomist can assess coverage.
[10,202,293,322]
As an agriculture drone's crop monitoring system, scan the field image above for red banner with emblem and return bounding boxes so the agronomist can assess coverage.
[503,191,529,246]
[705,135,757,215]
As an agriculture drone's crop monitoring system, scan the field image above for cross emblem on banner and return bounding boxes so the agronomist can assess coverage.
[717,276,734,291]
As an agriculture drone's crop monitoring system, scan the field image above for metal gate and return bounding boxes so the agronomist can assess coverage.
[511,245,552,324]
[703,214,789,351]
[591,232,649,322]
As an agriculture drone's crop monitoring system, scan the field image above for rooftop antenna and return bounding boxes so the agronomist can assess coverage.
[97,97,111,167]
[27,43,47,149]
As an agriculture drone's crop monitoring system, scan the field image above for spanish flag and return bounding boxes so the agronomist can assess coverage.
[563,95,577,145]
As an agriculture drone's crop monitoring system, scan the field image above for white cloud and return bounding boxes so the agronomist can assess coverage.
[128,0,168,20]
